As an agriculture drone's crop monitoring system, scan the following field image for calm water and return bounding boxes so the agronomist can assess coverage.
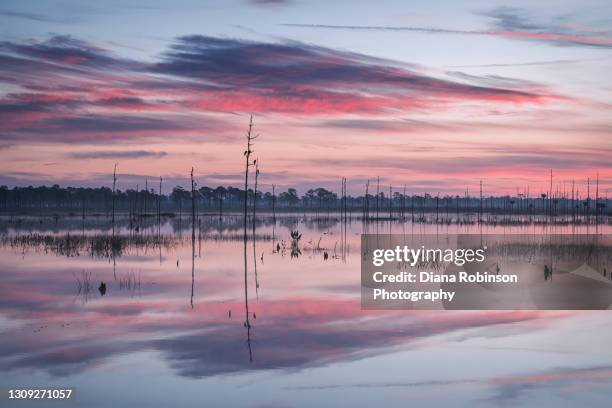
[1,214,612,407]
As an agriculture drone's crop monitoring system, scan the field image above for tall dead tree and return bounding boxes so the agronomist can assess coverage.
[190,168,196,309]
[389,185,392,220]
[376,176,380,220]
[191,168,196,242]
[243,116,257,330]
[272,184,276,221]
[243,116,256,239]
[252,160,259,222]
[112,163,117,236]
[549,169,553,220]
[572,180,576,225]
[364,180,370,222]
[402,185,406,219]
[596,171,600,227]
[479,180,483,223]
[253,159,260,297]
[158,176,162,238]
[343,177,347,222]
[587,177,590,219]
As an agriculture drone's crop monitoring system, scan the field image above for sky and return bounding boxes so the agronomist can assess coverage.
[0,0,611,195]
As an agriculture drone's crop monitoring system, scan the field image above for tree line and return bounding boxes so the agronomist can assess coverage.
[0,183,609,217]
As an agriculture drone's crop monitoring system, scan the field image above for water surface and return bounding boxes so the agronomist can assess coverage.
[1,214,612,407]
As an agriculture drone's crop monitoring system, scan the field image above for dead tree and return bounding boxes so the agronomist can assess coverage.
[158,176,162,238]
[376,176,380,220]
[272,184,276,221]
[389,185,392,220]
[191,168,196,243]
[112,163,117,236]
[479,180,483,223]
[252,159,260,297]
[243,116,257,239]
[242,116,257,330]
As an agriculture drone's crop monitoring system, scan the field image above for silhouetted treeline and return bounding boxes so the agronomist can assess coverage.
[0,184,609,216]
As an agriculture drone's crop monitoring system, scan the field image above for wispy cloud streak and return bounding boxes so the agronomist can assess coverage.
[283,7,612,49]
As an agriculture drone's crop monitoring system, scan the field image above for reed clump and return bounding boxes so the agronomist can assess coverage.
[2,233,177,258]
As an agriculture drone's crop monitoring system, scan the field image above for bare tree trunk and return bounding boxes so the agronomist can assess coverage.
[376,176,380,220]
[112,163,117,236]
[364,180,370,222]
[389,185,392,220]
[253,160,259,297]
[272,184,276,221]
[596,172,599,228]
[479,180,483,224]
[158,176,162,240]
[190,168,196,309]
[243,116,256,331]
[587,177,590,220]
[191,168,196,242]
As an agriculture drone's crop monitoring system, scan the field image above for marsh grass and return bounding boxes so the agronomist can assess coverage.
[2,233,177,258]
[204,233,273,242]
[74,270,93,303]
[118,270,142,297]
